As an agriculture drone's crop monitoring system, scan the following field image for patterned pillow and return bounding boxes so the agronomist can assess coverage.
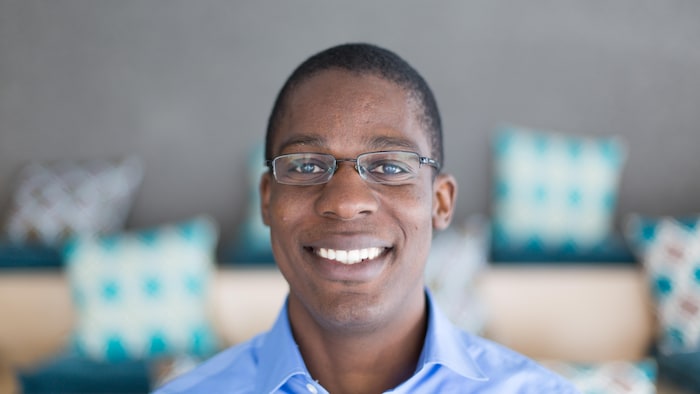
[543,359,657,394]
[425,216,488,334]
[3,157,143,246]
[65,216,220,362]
[624,214,699,260]
[491,126,627,256]
[631,217,700,354]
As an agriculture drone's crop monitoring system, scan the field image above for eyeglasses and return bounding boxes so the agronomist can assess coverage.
[265,150,440,186]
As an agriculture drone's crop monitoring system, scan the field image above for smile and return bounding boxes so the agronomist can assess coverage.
[315,247,385,265]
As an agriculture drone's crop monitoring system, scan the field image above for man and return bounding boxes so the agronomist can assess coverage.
[157,43,578,393]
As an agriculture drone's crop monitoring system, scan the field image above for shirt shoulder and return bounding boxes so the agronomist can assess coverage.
[461,333,580,393]
[153,336,262,394]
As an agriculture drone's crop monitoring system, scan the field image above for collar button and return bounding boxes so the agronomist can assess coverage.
[306,383,319,394]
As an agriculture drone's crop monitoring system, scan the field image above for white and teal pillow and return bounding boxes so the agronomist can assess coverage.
[4,156,143,246]
[425,216,488,334]
[491,126,627,258]
[65,216,219,362]
[543,359,656,394]
[624,214,699,260]
[626,216,700,354]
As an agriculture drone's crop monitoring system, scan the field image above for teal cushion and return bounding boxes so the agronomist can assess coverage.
[625,215,700,354]
[490,232,635,264]
[0,241,63,269]
[624,214,699,259]
[19,353,150,393]
[657,350,700,392]
[491,126,627,260]
[64,216,220,362]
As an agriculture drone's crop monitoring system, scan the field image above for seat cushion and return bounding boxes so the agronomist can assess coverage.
[18,353,151,394]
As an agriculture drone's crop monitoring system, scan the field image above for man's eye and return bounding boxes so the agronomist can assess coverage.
[368,161,409,175]
[291,161,325,174]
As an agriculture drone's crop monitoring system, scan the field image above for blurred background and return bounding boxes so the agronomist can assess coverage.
[1,1,700,393]
[1,0,698,257]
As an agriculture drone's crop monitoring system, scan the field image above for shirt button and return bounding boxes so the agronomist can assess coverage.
[306,383,318,394]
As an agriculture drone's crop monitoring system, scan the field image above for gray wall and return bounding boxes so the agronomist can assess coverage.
[1,1,699,257]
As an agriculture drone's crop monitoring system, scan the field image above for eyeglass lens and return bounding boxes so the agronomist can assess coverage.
[271,151,432,186]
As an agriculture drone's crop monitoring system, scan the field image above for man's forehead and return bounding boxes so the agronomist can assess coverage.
[272,71,429,148]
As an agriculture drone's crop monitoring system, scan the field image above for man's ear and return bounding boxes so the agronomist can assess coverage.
[260,173,272,226]
[432,173,458,230]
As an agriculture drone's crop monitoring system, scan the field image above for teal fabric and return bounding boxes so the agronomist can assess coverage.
[624,214,699,258]
[657,350,700,392]
[19,353,151,393]
[627,214,700,390]
[630,217,700,354]
[0,241,63,269]
[490,232,635,264]
[65,216,220,362]
[491,126,627,261]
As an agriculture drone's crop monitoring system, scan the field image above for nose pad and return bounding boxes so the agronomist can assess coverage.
[332,159,364,180]
[354,163,365,180]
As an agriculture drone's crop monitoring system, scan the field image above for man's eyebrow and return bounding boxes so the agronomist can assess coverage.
[368,136,420,151]
[277,134,421,153]
[277,135,326,152]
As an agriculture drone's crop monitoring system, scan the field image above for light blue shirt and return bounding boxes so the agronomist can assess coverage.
[155,292,579,393]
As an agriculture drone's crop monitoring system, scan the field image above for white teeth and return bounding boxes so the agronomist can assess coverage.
[316,247,384,265]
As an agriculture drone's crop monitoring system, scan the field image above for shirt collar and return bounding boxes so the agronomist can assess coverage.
[256,299,311,394]
[417,289,489,381]
[256,290,488,393]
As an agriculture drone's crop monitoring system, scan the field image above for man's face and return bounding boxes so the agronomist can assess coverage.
[261,69,456,331]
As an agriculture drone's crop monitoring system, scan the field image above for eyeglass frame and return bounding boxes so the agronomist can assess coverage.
[264,150,441,186]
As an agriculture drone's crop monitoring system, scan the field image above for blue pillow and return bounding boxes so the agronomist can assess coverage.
[624,215,700,355]
[629,216,700,394]
[491,125,627,262]
[490,232,635,264]
[656,350,700,392]
[18,353,151,394]
[624,214,699,259]
[65,216,220,362]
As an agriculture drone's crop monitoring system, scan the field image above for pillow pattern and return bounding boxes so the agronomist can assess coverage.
[3,156,143,245]
[65,216,219,362]
[543,359,656,394]
[491,126,626,257]
[634,217,700,354]
[624,214,699,260]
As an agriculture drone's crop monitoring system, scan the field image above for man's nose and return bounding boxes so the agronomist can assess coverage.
[314,162,379,220]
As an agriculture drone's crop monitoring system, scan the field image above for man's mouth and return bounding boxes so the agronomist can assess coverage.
[313,247,387,265]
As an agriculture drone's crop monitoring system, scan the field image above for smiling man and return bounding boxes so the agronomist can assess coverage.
[156,43,578,393]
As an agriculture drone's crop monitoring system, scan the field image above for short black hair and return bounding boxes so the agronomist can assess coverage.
[265,43,443,169]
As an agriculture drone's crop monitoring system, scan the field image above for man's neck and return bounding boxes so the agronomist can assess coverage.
[288,291,428,394]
